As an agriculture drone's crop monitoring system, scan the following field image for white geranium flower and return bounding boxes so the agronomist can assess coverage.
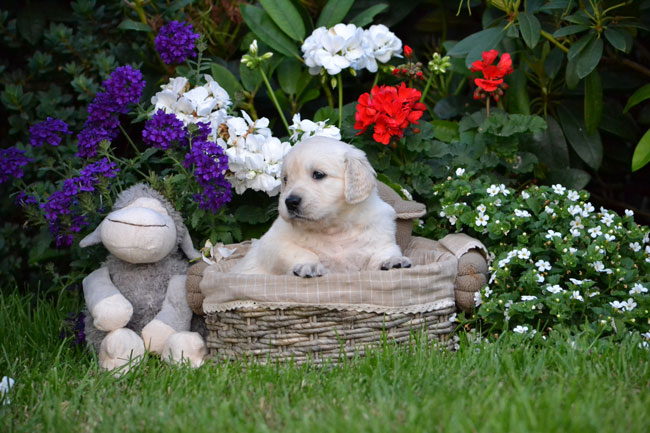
[625,209,634,217]
[630,242,641,252]
[289,114,341,143]
[588,226,603,238]
[546,284,564,294]
[570,291,584,302]
[362,24,402,72]
[629,283,648,295]
[545,230,562,239]
[521,295,537,301]
[567,190,580,201]
[517,248,531,260]
[455,167,465,177]
[486,184,500,196]
[514,209,531,218]
[535,260,551,272]
[513,325,529,334]
[552,184,566,195]
[475,213,489,227]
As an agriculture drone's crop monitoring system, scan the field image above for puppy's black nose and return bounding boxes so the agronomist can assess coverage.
[285,195,301,212]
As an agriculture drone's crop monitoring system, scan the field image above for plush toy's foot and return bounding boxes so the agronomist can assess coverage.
[92,294,133,332]
[141,319,176,355]
[99,328,145,374]
[162,332,207,368]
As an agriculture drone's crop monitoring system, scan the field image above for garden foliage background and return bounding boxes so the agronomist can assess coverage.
[1,0,649,340]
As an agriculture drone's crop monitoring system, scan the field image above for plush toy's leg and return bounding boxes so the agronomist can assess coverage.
[84,267,133,332]
[162,332,207,368]
[98,328,145,374]
[141,275,192,354]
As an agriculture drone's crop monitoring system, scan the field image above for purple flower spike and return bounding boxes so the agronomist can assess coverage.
[29,117,72,147]
[155,20,200,65]
[0,147,33,184]
[142,110,188,150]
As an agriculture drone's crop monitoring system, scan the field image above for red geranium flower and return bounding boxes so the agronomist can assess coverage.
[470,49,513,95]
[355,83,426,145]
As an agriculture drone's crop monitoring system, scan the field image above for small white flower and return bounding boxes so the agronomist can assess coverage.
[604,233,616,242]
[570,228,581,238]
[486,184,500,197]
[569,247,577,254]
[521,191,530,199]
[455,168,465,176]
[448,215,458,225]
[588,291,600,298]
[513,325,529,334]
[514,209,531,218]
[477,204,487,213]
[568,278,585,286]
[1,376,14,405]
[544,206,555,215]
[535,260,551,272]
[475,213,490,227]
[517,248,531,260]
[622,298,637,311]
[494,198,502,207]
[567,205,582,216]
[570,291,584,302]
[600,213,614,227]
[474,291,483,307]
[507,250,518,259]
[582,202,595,216]
[498,258,511,268]
[552,184,566,195]
[570,217,584,230]
[499,184,510,196]
[545,230,562,240]
[536,274,545,283]
[629,283,648,295]
[588,226,603,238]
[610,300,624,310]
[642,332,650,340]
[546,285,564,294]
[400,188,413,201]
[521,295,537,301]
[449,313,457,323]
[592,261,605,272]
[630,242,641,252]
[484,286,493,298]
[567,190,580,201]
[625,209,634,217]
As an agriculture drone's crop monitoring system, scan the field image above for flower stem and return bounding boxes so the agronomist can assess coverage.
[420,73,435,103]
[259,67,290,135]
[540,30,569,54]
[337,74,343,129]
[486,97,491,118]
[119,124,143,158]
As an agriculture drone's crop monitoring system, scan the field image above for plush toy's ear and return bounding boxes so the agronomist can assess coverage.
[79,222,103,248]
[179,225,201,260]
[344,147,376,204]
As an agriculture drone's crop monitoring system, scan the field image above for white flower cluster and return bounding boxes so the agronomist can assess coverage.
[289,114,341,143]
[301,23,402,75]
[222,112,291,196]
[151,75,231,142]
[151,76,293,196]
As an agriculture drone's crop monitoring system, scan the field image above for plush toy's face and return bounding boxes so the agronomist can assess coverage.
[100,197,177,264]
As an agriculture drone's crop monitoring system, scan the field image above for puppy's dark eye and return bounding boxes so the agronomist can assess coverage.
[312,171,326,180]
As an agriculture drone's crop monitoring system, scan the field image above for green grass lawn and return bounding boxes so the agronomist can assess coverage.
[2,287,649,433]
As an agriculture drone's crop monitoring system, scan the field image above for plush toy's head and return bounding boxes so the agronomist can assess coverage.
[80,184,199,264]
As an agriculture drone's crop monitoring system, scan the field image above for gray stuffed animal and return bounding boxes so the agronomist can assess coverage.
[80,184,206,372]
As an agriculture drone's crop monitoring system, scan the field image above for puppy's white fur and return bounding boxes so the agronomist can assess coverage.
[230,137,410,277]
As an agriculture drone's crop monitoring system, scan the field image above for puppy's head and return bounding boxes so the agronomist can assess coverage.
[278,137,376,226]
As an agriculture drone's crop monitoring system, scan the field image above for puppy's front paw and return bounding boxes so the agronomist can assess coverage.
[292,263,326,278]
[380,256,412,270]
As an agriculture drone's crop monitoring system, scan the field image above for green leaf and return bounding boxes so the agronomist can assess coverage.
[565,58,580,89]
[17,7,46,45]
[552,25,589,38]
[544,47,564,79]
[447,27,505,59]
[259,0,305,41]
[297,88,320,105]
[277,58,302,94]
[506,69,530,115]
[623,83,650,113]
[314,106,337,123]
[349,3,388,27]
[531,116,569,169]
[576,37,603,79]
[240,4,301,59]
[117,19,153,32]
[239,62,262,92]
[604,28,627,52]
[210,64,243,101]
[631,129,650,172]
[316,0,354,28]
[584,70,602,135]
[431,120,460,143]
[564,12,591,26]
[518,12,541,48]
[547,168,591,189]
[235,205,271,224]
[557,104,602,170]
[567,33,593,61]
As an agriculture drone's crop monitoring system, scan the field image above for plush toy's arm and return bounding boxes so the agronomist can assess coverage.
[83,267,133,332]
[141,275,192,354]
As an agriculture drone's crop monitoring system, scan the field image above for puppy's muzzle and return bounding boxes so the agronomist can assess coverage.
[285,195,302,215]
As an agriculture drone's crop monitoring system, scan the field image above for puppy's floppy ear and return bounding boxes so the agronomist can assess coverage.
[344,147,376,204]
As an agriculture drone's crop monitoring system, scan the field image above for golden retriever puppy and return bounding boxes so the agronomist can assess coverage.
[230,136,411,277]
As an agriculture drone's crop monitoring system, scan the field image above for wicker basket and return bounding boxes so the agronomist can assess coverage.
[205,305,456,365]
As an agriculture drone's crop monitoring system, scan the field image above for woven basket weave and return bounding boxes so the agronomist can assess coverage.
[205,305,456,365]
